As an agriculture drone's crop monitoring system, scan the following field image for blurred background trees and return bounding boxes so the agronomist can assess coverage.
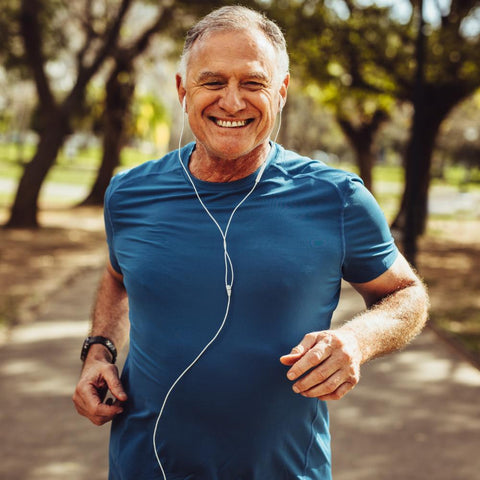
[1,0,480,266]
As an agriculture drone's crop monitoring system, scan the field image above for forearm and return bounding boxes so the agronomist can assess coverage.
[73,264,129,423]
[338,280,429,364]
[281,255,429,401]
[89,264,130,356]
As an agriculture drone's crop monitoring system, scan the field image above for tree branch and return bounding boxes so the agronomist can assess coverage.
[19,0,55,111]
[76,0,100,69]
[66,0,133,110]
[124,5,175,62]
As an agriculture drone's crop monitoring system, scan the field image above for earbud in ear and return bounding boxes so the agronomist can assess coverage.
[279,97,285,111]
[182,97,186,112]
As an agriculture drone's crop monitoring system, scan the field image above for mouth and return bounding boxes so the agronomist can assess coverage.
[210,117,254,128]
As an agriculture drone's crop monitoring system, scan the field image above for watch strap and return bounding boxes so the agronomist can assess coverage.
[80,336,117,363]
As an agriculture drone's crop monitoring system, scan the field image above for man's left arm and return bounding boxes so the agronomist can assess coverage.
[280,253,429,401]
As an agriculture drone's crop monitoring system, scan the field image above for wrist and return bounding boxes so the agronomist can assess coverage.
[335,327,364,365]
[80,336,117,364]
[86,343,115,363]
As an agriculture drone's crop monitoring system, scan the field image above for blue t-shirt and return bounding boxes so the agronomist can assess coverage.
[105,142,398,480]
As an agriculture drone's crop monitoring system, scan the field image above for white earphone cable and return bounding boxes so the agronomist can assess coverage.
[153,98,280,479]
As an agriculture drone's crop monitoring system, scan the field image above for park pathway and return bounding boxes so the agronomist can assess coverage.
[0,268,479,479]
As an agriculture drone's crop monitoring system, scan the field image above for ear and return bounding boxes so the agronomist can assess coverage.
[176,74,187,111]
[278,73,290,111]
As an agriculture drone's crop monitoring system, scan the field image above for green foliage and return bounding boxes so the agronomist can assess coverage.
[130,93,170,142]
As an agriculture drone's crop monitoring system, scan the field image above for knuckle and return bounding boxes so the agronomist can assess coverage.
[309,349,324,364]
[304,332,316,341]
[348,372,359,386]
[313,366,328,382]
[329,390,343,401]
[323,378,338,393]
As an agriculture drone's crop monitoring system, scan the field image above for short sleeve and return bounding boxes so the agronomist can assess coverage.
[104,177,122,275]
[342,176,398,283]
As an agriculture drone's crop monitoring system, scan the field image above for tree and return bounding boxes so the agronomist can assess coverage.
[436,89,480,174]
[79,4,174,206]
[5,0,133,228]
[267,0,404,192]
[391,0,480,244]
[403,0,427,266]
[271,0,480,264]
[79,0,262,206]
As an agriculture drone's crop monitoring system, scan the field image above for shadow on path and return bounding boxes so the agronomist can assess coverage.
[0,268,109,480]
[330,287,480,480]
[1,272,479,479]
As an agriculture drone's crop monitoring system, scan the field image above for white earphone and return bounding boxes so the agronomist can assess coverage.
[182,97,186,112]
[153,95,269,480]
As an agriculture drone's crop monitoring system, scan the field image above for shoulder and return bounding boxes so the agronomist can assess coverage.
[106,143,194,198]
[270,144,365,204]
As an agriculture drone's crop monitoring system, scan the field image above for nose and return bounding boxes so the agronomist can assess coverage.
[217,85,246,113]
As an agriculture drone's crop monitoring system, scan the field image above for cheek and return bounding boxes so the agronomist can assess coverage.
[259,103,278,129]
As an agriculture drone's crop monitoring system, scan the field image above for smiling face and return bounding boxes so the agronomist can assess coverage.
[177,28,289,173]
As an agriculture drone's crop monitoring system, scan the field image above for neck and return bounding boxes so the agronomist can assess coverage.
[189,142,271,182]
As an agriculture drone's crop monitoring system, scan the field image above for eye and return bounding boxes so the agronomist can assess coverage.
[243,81,265,91]
[203,81,225,90]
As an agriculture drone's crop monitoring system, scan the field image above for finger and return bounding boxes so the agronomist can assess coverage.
[279,351,303,366]
[291,360,339,394]
[103,365,128,402]
[73,374,124,423]
[74,389,124,426]
[317,381,355,401]
[281,332,323,368]
[295,369,345,398]
[287,341,331,381]
[94,401,124,420]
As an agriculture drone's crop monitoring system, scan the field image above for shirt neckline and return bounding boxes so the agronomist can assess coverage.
[178,142,278,192]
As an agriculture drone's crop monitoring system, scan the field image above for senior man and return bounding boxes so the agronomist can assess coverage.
[73,6,428,480]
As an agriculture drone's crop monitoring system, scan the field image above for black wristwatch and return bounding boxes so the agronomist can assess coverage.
[80,336,117,364]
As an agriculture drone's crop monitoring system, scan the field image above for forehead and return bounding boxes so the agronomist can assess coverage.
[186,29,279,79]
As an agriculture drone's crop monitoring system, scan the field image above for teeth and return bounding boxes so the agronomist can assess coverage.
[215,119,248,128]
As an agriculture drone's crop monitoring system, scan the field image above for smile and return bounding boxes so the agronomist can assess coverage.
[211,117,253,128]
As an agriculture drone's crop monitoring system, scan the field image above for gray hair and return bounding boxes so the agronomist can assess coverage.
[178,6,289,83]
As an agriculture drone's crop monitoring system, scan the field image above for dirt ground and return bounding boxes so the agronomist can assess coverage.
[418,219,480,366]
[0,207,479,366]
[0,207,107,335]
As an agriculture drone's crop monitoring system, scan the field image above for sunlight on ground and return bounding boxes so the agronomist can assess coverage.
[31,462,89,479]
[10,320,88,344]
[396,349,480,386]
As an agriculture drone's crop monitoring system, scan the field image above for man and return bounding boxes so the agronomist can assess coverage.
[73,6,429,480]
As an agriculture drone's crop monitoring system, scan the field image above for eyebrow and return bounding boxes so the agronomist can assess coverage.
[196,71,270,83]
[196,71,225,82]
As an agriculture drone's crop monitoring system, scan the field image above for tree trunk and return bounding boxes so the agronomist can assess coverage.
[400,0,426,267]
[356,147,374,193]
[4,0,133,228]
[391,93,466,240]
[80,66,135,206]
[5,111,69,228]
[337,110,387,193]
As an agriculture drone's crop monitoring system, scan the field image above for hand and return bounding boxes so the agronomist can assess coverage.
[280,330,362,401]
[72,352,127,426]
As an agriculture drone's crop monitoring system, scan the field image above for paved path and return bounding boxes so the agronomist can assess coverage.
[1,269,479,479]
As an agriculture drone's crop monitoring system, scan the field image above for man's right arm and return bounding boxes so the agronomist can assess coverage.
[72,262,130,426]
